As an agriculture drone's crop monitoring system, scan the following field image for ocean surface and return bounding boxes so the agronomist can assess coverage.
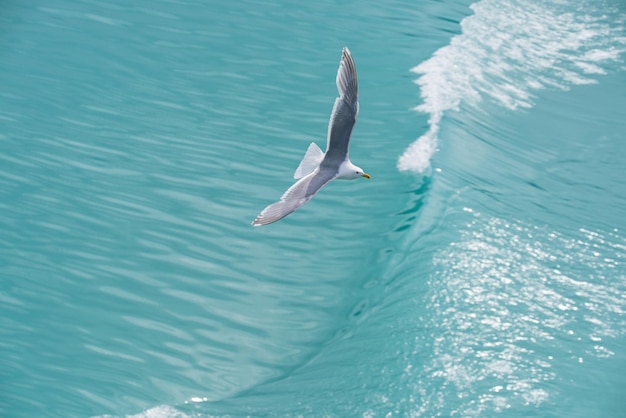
[1,0,625,417]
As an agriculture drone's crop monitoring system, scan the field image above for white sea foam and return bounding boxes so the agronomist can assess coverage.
[412,215,626,416]
[398,0,626,173]
[95,405,190,418]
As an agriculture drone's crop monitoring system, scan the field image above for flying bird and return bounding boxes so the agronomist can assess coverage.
[252,47,370,227]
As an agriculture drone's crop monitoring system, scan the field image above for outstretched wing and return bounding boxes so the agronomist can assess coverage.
[252,168,337,226]
[322,47,359,167]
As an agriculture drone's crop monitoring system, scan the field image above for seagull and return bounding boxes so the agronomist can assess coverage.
[252,47,370,227]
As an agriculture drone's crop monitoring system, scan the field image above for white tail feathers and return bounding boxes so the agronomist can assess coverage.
[293,142,324,179]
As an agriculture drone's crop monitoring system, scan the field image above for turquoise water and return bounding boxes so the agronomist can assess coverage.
[1,0,625,416]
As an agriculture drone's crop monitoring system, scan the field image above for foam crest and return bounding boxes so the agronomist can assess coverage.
[398,0,626,173]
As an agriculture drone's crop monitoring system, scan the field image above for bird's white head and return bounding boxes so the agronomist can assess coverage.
[338,160,371,180]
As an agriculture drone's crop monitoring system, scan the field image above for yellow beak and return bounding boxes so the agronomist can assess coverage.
[362,173,371,179]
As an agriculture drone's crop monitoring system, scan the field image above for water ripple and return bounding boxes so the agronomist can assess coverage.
[416,214,626,416]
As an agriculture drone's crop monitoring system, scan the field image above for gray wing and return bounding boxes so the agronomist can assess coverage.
[322,47,359,167]
[252,168,337,226]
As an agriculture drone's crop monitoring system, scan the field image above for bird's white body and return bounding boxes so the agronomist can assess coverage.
[293,142,365,181]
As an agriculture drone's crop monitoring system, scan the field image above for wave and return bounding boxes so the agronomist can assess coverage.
[409,214,626,415]
[398,0,626,173]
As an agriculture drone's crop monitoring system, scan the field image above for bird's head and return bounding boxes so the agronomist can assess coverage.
[339,161,371,180]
